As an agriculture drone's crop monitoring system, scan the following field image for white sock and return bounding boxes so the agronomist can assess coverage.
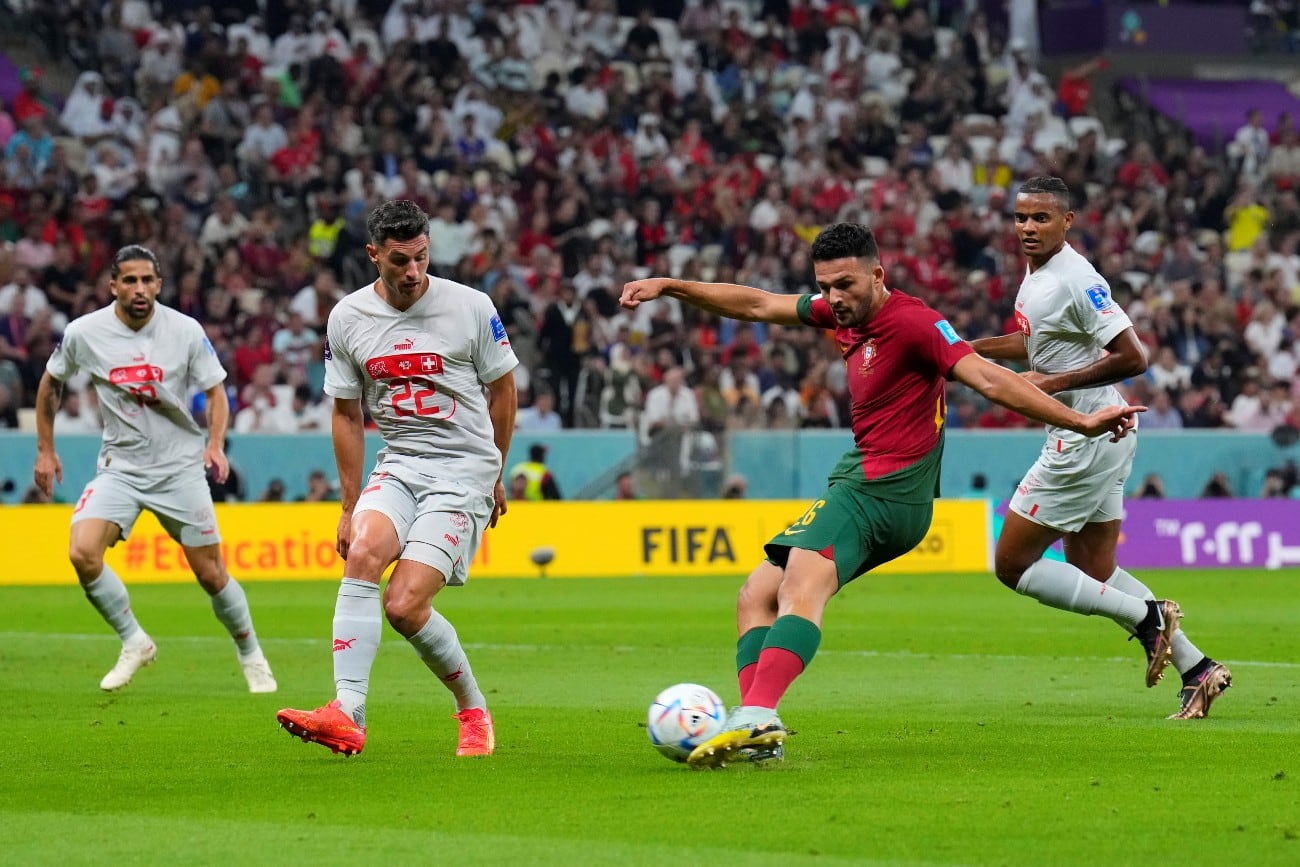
[407,608,486,712]
[210,578,260,658]
[84,566,146,644]
[334,578,382,726]
[1107,566,1205,674]
[1016,559,1149,629]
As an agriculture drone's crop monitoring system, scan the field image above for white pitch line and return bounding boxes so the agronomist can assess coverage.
[1,631,1294,670]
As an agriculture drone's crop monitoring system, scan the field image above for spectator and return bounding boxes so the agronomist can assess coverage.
[517,389,564,432]
[1146,346,1193,394]
[508,443,562,501]
[258,478,287,502]
[271,310,319,383]
[198,194,251,257]
[1134,473,1166,499]
[1142,389,1185,430]
[641,366,701,444]
[53,387,101,434]
[0,379,17,428]
[721,473,748,499]
[208,437,247,503]
[1200,471,1234,498]
[298,469,338,502]
[1232,108,1271,181]
[613,470,639,500]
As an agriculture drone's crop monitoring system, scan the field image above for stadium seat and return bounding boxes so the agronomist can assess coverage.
[934,27,957,59]
[1068,115,1107,141]
[667,244,698,276]
[967,135,996,161]
[863,156,890,177]
[1104,137,1129,158]
[610,60,642,93]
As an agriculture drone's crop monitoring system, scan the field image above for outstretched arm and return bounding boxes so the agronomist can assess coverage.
[1022,328,1148,395]
[621,278,805,326]
[951,353,1143,440]
[970,331,1028,361]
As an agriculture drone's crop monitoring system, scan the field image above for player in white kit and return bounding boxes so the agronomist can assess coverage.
[972,177,1230,720]
[32,245,277,694]
[276,200,518,757]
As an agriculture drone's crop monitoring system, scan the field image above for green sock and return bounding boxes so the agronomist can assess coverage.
[763,614,822,667]
[736,626,769,672]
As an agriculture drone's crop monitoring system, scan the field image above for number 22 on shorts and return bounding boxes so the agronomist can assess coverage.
[784,499,826,536]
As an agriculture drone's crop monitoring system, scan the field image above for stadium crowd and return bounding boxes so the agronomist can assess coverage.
[1,0,1298,496]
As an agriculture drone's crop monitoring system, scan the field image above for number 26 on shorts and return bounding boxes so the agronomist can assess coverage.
[784,499,826,536]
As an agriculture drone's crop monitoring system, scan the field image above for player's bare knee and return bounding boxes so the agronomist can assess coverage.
[342,538,389,582]
[736,576,777,620]
[993,557,1026,591]
[194,568,228,595]
[68,545,103,584]
[382,591,423,636]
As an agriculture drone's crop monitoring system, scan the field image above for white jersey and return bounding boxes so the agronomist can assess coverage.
[46,304,226,486]
[1014,243,1134,444]
[324,278,518,495]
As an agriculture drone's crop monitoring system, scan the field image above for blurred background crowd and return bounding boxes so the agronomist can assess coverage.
[1,0,1299,499]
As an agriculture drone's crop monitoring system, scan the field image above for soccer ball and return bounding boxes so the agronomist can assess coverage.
[646,683,726,762]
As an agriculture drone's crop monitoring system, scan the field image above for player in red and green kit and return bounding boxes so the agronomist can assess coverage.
[620,223,1145,768]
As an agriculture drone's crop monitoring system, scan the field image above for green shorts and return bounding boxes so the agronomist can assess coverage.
[764,483,934,586]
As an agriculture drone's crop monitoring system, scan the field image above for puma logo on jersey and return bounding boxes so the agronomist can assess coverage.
[393,337,415,350]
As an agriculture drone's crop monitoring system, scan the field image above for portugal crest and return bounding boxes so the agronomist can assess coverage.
[859,339,878,375]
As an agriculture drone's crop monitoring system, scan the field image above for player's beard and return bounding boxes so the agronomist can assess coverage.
[384,273,425,301]
[121,297,154,322]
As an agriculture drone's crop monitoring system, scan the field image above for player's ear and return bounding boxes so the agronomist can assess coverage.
[365,243,377,264]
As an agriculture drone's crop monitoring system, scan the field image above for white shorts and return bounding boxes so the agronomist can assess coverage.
[1009,431,1137,533]
[353,454,492,585]
[72,472,221,548]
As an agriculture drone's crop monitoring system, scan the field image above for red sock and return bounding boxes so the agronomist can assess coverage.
[740,647,804,709]
[737,662,757,698]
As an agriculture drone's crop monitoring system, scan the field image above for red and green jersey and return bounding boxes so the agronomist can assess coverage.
[796,291,973,503]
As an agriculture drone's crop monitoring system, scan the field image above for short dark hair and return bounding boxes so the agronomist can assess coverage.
[809,223,880,264]
[111,244,161,279]
[366,199,430,246]
[529,443,548,462]
[1018,176,1073,213]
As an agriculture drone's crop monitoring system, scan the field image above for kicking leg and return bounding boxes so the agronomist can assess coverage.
[735,559,782,698]
[691,549,838,768]
[277,510,397,755]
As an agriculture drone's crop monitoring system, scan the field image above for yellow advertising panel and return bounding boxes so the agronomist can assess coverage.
[0,499,990,586]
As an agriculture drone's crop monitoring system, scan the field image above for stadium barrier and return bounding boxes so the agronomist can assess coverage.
[0,499,992,585]
[2,429,1293,504]
[1115,499,1300,569]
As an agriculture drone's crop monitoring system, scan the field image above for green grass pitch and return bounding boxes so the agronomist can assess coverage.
[1,569,1296,866]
